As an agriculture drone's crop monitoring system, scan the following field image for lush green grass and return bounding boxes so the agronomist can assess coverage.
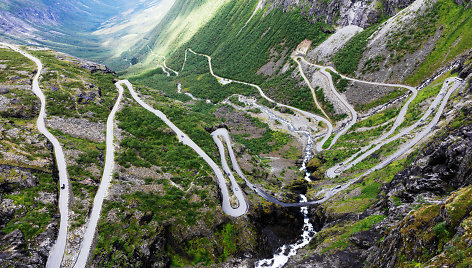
[406,0,472,85]
[398,81,444,130]
[351,107,400,131]
[333,122,394,150]
[262,65,319,113]
[116,104,215,174]
[168,0,328,82]
[152,0,330,112]
[132,50,256,104]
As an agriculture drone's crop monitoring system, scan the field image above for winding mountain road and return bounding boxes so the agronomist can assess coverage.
[1,43,71,268]
[148,46,462,208]
[73,80,124,268]
[293,56,358,149]
[188,49,333,152]
[5,41,464,268]
[325,78,457,178]
[73,80,249,267]
[125,80,248,217]
[366,77,462,174]
[147,45,179,76]
[293,57,331,120]
[293,57,436,179]
[185,49,463,206]
[213,77,462,206]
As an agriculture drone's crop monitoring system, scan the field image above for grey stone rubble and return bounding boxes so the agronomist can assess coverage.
[46,116,106,143]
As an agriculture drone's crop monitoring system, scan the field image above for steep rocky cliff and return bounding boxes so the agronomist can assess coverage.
[259,0,415,28]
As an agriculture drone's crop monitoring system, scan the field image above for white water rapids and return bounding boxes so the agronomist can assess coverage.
[255,195,316,268]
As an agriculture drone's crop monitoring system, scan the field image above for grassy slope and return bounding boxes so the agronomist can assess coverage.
[131,0,329,113]
[167,0,328,83]
[405,0,472,84]
[120,0,231,73]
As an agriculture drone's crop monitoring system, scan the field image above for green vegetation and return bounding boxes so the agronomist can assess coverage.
[117,104,215,172]
[386,7,438,66]
[0,48,35,83]
[166,221,255,267]
[148,0,330,112]
[406,0,472,85]
[334,122,393,150]
[391,186,472,267]
[94,177,221,267]
[362,55,386,74]
[320,215,385,253]
[234,125,291,155]
[312,85,348,121]
[351,107,399,131]
[329,70,349,93]
[29,49,119,123]
[263,66,319,112]
[168,0,328,83]
[229,95,246,107]
[0,47,60,248]
[1,172,57,240]
[433,222,449,240]
[333,24,380,75]
[355,88,406,112]
[398,81,444,130]
[132,50,256,104]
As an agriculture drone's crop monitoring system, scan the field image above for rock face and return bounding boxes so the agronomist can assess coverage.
[367,113,472,267]
[383,122,472,203]
[260,0,415,28]
[0,166,58,267]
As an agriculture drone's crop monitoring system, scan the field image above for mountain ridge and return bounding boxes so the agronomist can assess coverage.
[1,0,472,267]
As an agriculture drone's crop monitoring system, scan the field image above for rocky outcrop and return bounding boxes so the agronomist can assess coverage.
[384,124,472,203]
[250,204,305,257]
[260,0,415,28]
[0,166,58,267]
[46,116,106,143]
[366,111,472,267]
